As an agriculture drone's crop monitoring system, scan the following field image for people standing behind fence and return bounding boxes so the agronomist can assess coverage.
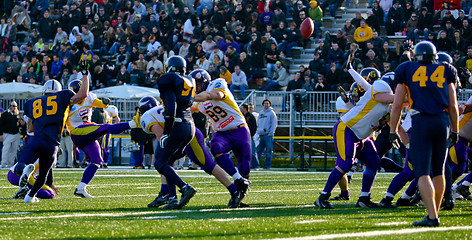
[0,101,24,168]
[257,99,277,170]
[241,104,259,170]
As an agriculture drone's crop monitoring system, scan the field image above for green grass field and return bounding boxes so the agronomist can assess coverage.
[1,168,472,239]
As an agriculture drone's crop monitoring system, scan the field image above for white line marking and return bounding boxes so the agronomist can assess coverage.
[212,218,251,222]
[142,216,177,220]
[0,212,32,216]
[266,225,472,240]
[295,220,327,224]
[375,221,409,226]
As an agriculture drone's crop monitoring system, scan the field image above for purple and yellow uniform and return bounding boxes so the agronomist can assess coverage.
[196,78,251,177]
[141,106,216,174]
[448,96,472,180]
[102,105,119,165]
[9,161,55,199]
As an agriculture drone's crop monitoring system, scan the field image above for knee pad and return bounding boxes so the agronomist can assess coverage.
[364,167,377,179]
[210,142,226,156]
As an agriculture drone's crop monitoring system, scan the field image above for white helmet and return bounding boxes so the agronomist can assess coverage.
[43,80,62,94]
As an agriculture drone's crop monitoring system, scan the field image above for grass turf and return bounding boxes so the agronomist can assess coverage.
[1,169,472,239]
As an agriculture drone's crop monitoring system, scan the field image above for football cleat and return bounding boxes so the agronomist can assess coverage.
[396,198,415,207]
[441,194,454,210]
[228,191,245,208]
[452,185,465,200]
[24,194,39,203]
[410,191,422,205]
[19,164,35,188]
[234,178,251,195]
[314,193,334,209]
[74,188,94,198]
[413,215,439,227]
[355,195,380,208]
[162,197,179,210]
[177,184,197,209]
[330,194,350,201]
[148,192,169,208]
[238,202,250,208]
[379,196,397,208]
[14,186,30,199]
[456,184,472,200]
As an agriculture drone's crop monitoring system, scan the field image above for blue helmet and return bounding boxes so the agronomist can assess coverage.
[350,82,365,104]
[381,71,396,91]
[437,52,453,64]
[68,80,82,94]
[360,67,381,83]
[166,56,187,74]
[189,69,211,93]
[414,41,437,63]
[138,96,158,114]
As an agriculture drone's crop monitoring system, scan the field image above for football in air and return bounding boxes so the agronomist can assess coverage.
[300,18,314,39]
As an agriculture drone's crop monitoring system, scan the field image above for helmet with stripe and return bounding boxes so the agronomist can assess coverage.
[138,96,158,114]
[166,56,187,75]
[437,52,453,64]
[381,71,396,90]
[350,82,365,104]
[43,80,62,95]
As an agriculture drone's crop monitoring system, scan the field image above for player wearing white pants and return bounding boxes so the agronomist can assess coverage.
[1,132,21,168]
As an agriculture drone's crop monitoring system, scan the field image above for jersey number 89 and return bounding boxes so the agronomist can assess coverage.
[33,95,58,119]
[205,106,228,122]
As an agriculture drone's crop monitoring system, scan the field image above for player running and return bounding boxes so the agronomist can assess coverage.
[192,69,251,206]
[15,60,89,203]
[139,96,247,208]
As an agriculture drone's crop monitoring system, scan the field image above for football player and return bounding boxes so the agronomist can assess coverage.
[390,41,459,227]
[193,69,251,205]
[10,160,56,199]
[139,96,247,208]
[152,56,197,210]
[67,81,139,198]
[102,105,120,168]
[315,65,395,209]
[15,60,89,203]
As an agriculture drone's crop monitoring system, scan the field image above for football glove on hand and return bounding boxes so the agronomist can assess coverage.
[79,59,89,75]
[449,132,459,148]
[389,132,401,149]
[160,134,168,148]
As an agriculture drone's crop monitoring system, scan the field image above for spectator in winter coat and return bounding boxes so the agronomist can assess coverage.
[257,99,277,169]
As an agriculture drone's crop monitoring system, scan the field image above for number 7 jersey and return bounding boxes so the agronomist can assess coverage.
[196,78,247,132]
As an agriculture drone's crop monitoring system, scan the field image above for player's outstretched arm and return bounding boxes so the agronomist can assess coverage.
[70,60,90,105]
[374,92,395,104]
[194,90,225,102]
[348,68,371,91]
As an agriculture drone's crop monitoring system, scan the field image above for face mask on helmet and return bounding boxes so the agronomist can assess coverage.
[189,69,211,93]
[350,83,365,104]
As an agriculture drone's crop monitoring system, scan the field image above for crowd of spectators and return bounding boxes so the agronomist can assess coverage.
[0,0,471,97]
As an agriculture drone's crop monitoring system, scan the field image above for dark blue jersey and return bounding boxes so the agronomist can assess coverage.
[24,90,75,144]
[157,72,195,119]
[395,61,458,115]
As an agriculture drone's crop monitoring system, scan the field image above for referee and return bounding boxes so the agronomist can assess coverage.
[0,101,24,168]
[390,42,459,227]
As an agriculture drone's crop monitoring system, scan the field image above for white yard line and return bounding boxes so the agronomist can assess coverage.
[212,217,251,222]
[295,220,327,224]
[266,225,472,240]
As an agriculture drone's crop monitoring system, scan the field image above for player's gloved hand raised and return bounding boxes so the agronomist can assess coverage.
[449,132,459,148]
[79,59,89,75]
[389,132,401,149]
[160,134,168,148]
